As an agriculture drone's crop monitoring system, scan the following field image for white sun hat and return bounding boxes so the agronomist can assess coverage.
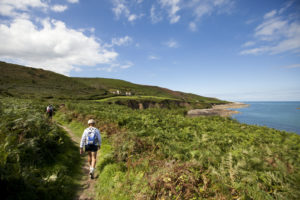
[88,119,95,124]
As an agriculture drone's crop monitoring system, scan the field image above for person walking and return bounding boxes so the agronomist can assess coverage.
[46,104,53,119]
[80,119,101,179]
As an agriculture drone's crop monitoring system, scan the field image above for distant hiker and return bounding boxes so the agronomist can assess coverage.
[80,119,101,179]
[46,104,53,119]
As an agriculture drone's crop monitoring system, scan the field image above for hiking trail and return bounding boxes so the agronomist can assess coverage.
[59,124,98,200]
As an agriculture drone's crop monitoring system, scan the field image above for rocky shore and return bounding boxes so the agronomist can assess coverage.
[187,102,249,117]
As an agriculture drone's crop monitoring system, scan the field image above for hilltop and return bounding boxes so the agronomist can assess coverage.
[0,61,227,108]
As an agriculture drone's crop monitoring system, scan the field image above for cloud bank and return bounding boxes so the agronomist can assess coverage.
[241,2,300,55]
[0,0,133,75]
[110,0,234,29]
[0,18,118,75]
[0,0,47,17]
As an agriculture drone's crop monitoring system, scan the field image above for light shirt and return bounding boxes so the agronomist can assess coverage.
[80,126,101,148]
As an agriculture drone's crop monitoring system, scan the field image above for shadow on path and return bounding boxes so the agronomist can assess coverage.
[58,124,98,200]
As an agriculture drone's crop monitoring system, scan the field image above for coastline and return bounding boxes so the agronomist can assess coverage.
[212,102,249,109]
[187,102,249,117]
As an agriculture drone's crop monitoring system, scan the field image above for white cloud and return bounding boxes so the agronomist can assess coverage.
[193,3,211,19]
[281,63,300,69]
[128,14,138,21]
[79,27,95,33]
[255,17,288,40]
[159,0,181,24]
[111,36,133,46]
[242,41,255,47]
[112,0,140,22]
[164,39,178,48]
[97,66,114,72]
[51,5,68,12]
[264,10,277,19]
[110,0,232,25]
[150,5,163,23]
[240,47,269,55]
[120,61,133,69]
[112,0,129,18]
[148,55,160,60]
[97,61,133,72]
[279,1,293,14]
[67,0,79,3]
[241,2,300,55]
[189,21,197,31]
[0,0,47,17]
[166,0,233,31]
[0,18,118,75]
[188,0,234,20]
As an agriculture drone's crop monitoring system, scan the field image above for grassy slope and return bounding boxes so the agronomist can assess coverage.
[0,61,226,106]
[0,61,107,99]
[76,77,226,104]
[60,101,300,200]
[0,98,81,200]
[96,95,179,102]
[1,61,300,199]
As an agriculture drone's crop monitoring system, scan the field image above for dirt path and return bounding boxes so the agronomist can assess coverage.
[58,125,97,200]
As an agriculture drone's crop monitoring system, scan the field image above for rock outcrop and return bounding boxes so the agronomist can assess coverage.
[187,102,248,117]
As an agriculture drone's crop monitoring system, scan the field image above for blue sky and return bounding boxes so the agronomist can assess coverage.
[0,0,299,101]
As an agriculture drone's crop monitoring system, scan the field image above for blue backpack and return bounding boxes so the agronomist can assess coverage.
[87,128,97,145]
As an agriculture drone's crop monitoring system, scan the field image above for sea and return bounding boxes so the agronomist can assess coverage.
[230,101,300,134]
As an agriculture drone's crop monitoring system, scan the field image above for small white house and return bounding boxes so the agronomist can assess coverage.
[110,90,121,95]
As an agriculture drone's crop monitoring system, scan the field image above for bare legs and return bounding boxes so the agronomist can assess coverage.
[88,152,92,166]
[88,151,97,179]
[91,151,97,168]
[87,151,97,168]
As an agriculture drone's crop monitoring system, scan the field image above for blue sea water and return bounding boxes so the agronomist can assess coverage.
[231,102,300,134]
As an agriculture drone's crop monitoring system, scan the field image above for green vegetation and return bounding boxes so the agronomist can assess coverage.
[96,95,178,102]
[1,61,300,199]
[96,95,192,109]
[59,101,300,200]
[0,61,227,108]
[0,61,106,100]
[0,98,81,200]
[75,77,226,104]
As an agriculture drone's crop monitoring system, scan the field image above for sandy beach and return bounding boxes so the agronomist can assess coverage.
[187,102,249,117]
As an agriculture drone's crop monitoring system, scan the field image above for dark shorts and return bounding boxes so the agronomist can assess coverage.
[85,145,98,152]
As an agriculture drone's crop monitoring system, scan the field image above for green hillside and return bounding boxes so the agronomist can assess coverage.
[57,100,300,200]
[0,61,226,107]
[1,61,300,200]
[0,61,105,99]
[75,77,223,104]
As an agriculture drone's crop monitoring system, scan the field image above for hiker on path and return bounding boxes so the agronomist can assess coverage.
[46,104,53,119]
[80,119,101,179]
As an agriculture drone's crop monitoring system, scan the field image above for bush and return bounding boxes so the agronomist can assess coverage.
[61,100,300,199]
[0,98,80,200]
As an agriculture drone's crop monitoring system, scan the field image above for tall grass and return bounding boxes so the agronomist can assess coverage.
[0,98,81,200]
[61,101,300,199]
